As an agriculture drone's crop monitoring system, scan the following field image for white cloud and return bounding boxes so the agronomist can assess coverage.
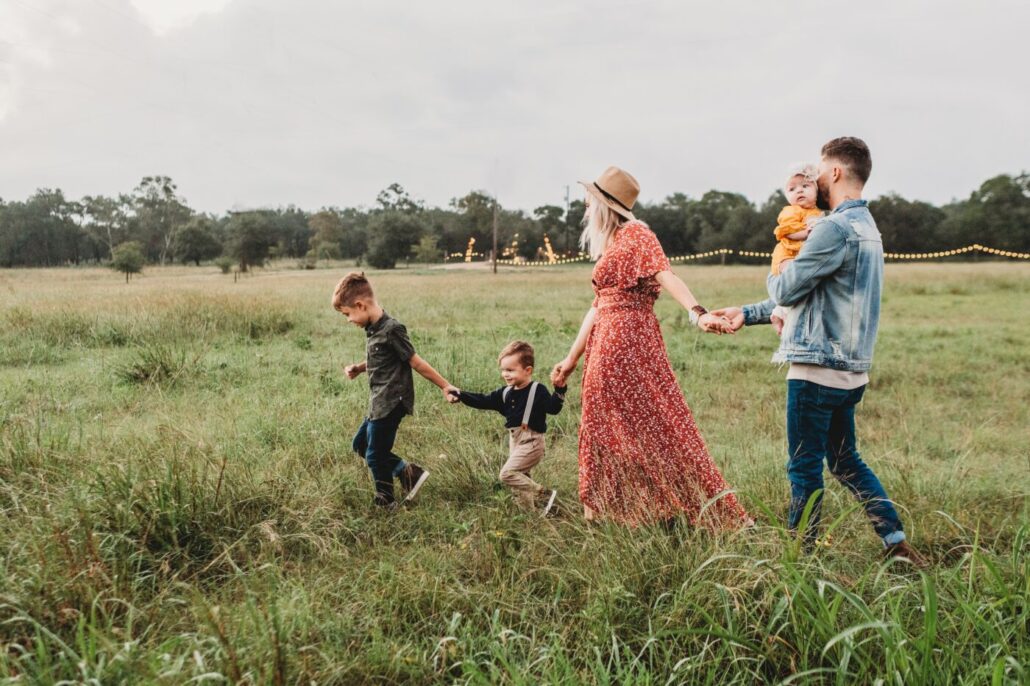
[129,0,234,34]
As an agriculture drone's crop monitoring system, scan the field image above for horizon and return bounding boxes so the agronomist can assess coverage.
[7,168,1024,217]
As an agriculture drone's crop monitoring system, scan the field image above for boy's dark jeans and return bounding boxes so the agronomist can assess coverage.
[352,404,408,504]
[786,380,905,547]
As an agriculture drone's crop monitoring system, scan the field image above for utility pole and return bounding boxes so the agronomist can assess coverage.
[492,196,498,274]
[564,184,571,253]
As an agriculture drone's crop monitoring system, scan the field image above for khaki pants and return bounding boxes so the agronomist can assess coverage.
[501,427,546,508]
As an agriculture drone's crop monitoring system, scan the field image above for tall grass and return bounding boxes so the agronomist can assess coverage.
[0,263,1026,683]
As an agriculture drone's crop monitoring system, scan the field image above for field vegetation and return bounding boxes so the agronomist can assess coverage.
[0,262,1026,684]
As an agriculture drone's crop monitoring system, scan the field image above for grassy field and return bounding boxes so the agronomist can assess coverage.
[0,261,1027,684]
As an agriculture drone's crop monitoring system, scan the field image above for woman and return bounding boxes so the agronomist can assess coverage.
[552,166,751,527]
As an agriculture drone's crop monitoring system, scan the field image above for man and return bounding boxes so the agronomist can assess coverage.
[714,137,927,566]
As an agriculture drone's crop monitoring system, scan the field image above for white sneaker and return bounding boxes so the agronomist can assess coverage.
[541,489,558,517]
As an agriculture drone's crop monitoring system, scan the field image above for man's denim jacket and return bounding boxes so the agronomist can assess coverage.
[743,199,882,372]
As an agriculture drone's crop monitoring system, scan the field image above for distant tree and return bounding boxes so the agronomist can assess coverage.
[869,193,947,253]
[939,173,1030,251]
[3,170,1028,270]
[533,204,565,227]
[451,191,497,253]
[131,176,192,264]
[337,208,369,258]
[0,189,82,267]
[111,241,145,282]
[740,191,789,256]
[227,211,276,271]
[423,206,467,255]
[562,198,586,253]
[366,210,425,269]
[693,191,755,255]
[268,206,311,258]
[503,209,543,259]
[308,209,345,259]
[636,193,696,256]
[376,183,423,214]
[534,204,566,254]
[410,234,443,263]
[81,194,130,260]
[172,216,223,265]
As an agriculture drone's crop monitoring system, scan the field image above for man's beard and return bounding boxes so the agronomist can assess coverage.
[816,184,831,210]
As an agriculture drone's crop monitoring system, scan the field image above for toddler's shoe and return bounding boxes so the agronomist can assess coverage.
[537,489,558,517]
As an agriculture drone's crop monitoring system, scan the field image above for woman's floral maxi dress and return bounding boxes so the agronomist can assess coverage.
[578,221,750,526]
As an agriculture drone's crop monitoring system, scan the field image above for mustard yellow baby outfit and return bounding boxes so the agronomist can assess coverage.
[771,205,823,274]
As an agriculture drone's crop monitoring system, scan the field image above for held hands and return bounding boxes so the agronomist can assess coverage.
[697,312,735,335]
[708,307,745,333]
[550,357,577,387]
[443,385,461,403]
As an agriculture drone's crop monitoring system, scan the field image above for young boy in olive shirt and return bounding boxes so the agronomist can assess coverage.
[333,272,459,508]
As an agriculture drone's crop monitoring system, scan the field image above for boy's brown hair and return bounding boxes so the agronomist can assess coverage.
[821,136,872,185]
[332,272,375,310]
[498,340,534,368]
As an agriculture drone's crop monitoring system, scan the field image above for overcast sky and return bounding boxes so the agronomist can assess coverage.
[1,0,1027,213]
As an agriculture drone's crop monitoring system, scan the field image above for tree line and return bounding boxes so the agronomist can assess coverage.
[1,173,1027,270]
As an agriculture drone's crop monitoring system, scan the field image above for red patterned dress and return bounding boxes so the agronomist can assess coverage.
[578,221,750,527]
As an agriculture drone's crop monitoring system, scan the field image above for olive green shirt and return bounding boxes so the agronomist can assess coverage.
[365,312,416,420]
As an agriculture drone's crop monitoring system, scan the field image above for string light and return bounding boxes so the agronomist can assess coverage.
[453,242,1030,265]
[543,235,558,264]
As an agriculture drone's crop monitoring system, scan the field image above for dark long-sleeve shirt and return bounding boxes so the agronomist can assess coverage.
[457,382,566,434]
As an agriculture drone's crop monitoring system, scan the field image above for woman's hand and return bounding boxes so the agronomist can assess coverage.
[698,313,735,335]
[709,307,744,332]
[551,357,578,386]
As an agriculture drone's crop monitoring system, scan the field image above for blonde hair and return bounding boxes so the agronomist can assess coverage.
[332,271,375,310]
[579,197,626,260]
[784,162,819,193]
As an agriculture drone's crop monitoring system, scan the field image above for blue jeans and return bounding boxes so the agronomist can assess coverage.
[786,380,905,547]
[352,404,408,504]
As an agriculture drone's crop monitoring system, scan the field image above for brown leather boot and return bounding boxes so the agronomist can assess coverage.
[883,540,930,569]
[398,463,430,502]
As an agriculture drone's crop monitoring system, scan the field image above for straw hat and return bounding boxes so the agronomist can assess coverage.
[579,166,639,221]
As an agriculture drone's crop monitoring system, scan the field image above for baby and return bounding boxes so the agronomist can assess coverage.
[772,163,823,274]
[771,164,824,330]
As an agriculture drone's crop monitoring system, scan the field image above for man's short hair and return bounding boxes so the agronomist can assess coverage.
[821,137,872,184]
[332,272,375,310]
[498,340,534,368]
